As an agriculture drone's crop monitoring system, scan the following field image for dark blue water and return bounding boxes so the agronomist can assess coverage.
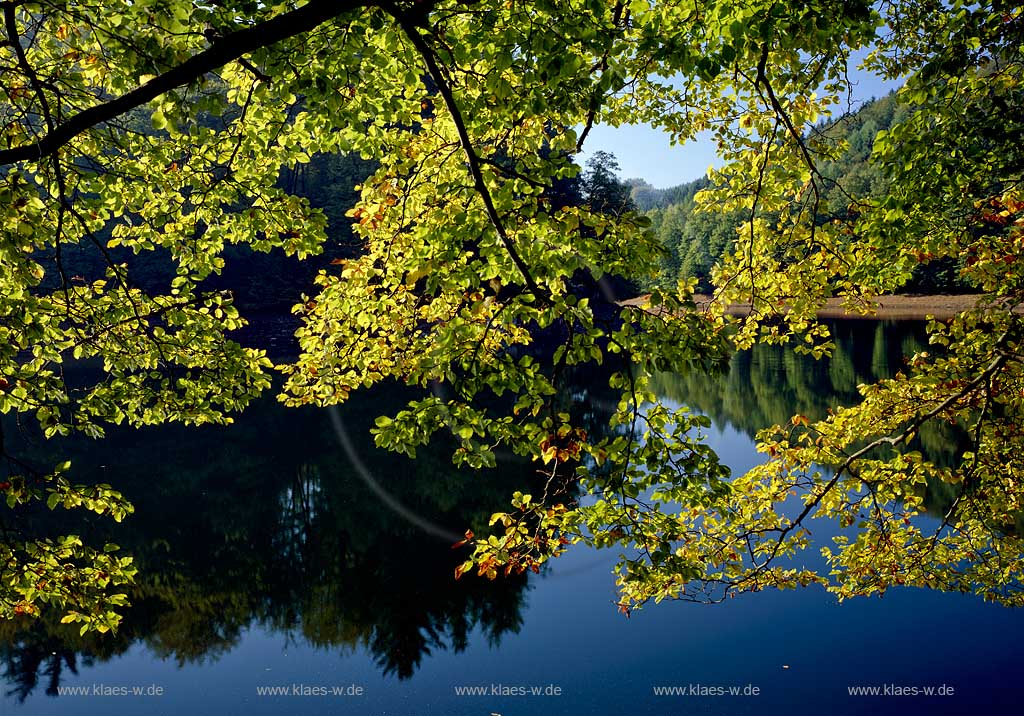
[4,323,1022,714]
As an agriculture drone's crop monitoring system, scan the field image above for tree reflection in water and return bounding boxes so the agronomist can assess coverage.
[2,323,951,699]
[0,383,568,699]
[650,320,971,516]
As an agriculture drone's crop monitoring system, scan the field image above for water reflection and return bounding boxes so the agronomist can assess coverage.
[0,386,562,700]
[650,320,971,516]
[651,321,932,437]
[0,322,982,704]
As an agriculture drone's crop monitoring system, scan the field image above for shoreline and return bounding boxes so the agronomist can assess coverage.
[621,293,1001,321]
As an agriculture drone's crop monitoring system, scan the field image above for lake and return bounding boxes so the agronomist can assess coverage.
[2,321,1021,714]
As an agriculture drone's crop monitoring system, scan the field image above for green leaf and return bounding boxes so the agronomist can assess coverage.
[151,108,167,130]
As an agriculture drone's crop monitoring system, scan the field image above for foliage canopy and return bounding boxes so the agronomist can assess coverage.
[2,0,1023,626]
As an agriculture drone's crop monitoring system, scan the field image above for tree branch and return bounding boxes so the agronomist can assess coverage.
[755,341,1012,571]
[385,5,548,302]
[576,1,627,152]
[0,0,362,165]
[753,42,822,188]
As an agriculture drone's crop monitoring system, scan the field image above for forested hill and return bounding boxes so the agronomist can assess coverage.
[634,93,965,294]
[629,175,710,212]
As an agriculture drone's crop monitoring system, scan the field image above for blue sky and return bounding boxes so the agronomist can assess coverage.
[579,54,903,189]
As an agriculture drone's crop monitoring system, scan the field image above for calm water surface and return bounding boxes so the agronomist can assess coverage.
[3,322,1022,714]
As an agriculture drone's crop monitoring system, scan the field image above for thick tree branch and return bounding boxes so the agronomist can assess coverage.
[753,42,822,188]
[5,5,56,136]
[0,0,362,165]
[386,6,548,302]
[576,1,626,153]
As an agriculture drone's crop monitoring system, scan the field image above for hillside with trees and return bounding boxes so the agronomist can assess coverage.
[641,93,969,294]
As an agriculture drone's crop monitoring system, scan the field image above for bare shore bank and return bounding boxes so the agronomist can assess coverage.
[621,294,1004,321]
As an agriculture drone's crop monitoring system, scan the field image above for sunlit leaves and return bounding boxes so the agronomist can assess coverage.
[0,463,136,629]
[3,0,1024,624]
